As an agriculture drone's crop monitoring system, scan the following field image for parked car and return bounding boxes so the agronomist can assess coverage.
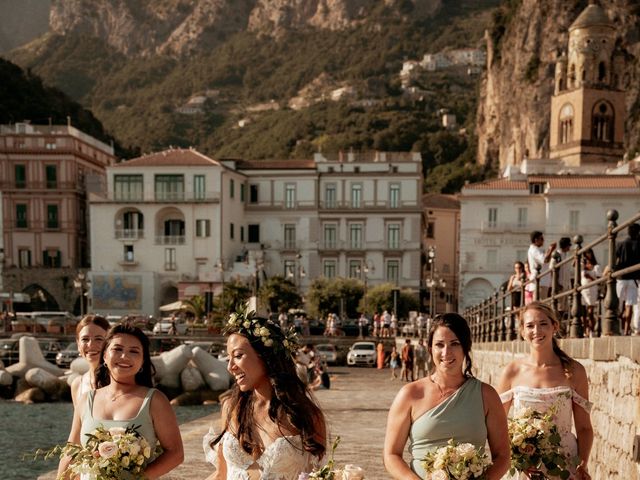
[152,317,188,335]
[346,341,376,367]
[37,338,65,364]
[56,342,80,368]
[0,338,19,365]
[315,343,338,365]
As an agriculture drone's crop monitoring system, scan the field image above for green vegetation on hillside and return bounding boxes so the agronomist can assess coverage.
[6,0,502,193]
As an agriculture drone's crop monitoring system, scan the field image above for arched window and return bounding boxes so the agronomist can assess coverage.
[592,101,614,142]
[559,103,574,144]
[598,62,606,82]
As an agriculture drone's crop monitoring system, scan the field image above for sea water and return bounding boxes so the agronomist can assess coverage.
[1,400,212,480]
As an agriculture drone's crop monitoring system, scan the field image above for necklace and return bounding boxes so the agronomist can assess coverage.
[430,375,464,399]
[110,391,129,402]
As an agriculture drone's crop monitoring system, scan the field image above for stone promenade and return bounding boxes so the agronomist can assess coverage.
[40,366,403,479]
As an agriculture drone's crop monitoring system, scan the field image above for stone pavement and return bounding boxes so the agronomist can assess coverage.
[39,366,403,479]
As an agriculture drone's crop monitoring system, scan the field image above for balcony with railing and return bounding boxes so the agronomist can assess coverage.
[95,190,221,203]
[318,199,419,210]
[155,235,186,245]
[115,229,144,240]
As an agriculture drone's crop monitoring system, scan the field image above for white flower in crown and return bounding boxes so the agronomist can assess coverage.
[243,320,251,328]
[264,338,274,347]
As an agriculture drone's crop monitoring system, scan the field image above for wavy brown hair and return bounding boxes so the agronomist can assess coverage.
[212,316,326,459]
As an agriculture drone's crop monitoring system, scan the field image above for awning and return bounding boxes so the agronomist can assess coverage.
[159,300,188,312]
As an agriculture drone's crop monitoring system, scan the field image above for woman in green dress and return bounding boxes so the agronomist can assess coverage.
[383,313,510,479]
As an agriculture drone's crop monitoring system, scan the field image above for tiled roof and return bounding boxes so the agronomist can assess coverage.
[422,193,460,209]
[116,148,219,167]
[235,159,316,170]
[463,179,528,191]
[529,175,639,189]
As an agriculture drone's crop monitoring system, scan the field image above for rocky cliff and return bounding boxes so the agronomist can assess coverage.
[476,0,640,170]
[45,0,442,56]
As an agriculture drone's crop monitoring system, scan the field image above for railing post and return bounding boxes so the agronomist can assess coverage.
[551,251,561,315]
[603,210,620,336]
[534,263,541,301]
[500,285,507,341]
[483,299,489,342]
[570,235,584,338]
[493,290,500,342]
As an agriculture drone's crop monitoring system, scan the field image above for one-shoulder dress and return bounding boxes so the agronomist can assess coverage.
[409,377,488,477]
[500,386,592,479]
[204,430,318,480]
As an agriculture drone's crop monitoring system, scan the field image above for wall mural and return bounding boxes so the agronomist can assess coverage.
[92,275,142,310]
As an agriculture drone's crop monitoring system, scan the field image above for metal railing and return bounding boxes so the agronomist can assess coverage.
[463,210,640,342]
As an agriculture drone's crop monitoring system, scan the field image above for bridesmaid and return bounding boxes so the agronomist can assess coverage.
[497,302,593,480]
[70,314,111,406]
[383,313,510,479]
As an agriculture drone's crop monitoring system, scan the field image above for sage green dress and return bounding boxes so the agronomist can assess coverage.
[409,377,488,477]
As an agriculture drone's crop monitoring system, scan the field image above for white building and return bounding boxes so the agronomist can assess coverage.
[458,168,640,309]
[89,149,423,316]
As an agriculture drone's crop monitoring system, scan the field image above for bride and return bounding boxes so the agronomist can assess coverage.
[497,302,594,480]
[204,309,327,479]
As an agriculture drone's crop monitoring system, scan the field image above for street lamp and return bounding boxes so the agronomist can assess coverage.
[356,260,375,314]
[427,246,436,316]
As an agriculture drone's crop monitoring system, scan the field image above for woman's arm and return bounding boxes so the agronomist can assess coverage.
[144,390,184,479]
[70,375,81,407]
[495,361,517,414]
[57,392,86,479]
[482,383,511,480]
[383,385,421,479]
[507,274,515,291]
[571,362,594,480]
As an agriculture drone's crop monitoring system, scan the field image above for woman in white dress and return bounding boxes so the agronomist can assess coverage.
[497,302,593,480]
[204,309,327,479]
[70,315,111,406]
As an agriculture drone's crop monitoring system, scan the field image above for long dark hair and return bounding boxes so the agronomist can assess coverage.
[95,323,155,388]
[427,313,474,378]
[520,302,573,377]
[213,316,326,459]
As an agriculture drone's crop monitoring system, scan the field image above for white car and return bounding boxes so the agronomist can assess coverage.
[315,343,338,364]
[346,341,376,367]
[152,317,188,335]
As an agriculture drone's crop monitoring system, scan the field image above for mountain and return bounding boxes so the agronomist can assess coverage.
[476,0,640,169]
[3,0,500,192]
[0,57,133,158]
[0,0,50,54]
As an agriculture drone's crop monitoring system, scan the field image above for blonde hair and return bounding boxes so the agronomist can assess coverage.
[520,301,573,378]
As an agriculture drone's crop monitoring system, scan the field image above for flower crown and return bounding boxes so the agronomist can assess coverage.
[224,304,299,355]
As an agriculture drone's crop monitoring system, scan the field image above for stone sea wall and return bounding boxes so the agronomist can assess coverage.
[472,337,640,480]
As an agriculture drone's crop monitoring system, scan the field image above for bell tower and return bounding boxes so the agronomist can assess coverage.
[549,1,625,167]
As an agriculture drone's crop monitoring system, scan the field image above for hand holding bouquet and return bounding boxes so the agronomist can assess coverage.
[44,424,155,479]
[507,406,572,480]
[298,437,365,480]
[421,439,491,480]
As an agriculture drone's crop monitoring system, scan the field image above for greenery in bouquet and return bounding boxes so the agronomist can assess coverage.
[298,436,364,480]
[421,439,491,480]
[507,406,572,480]
[36,424,155,480]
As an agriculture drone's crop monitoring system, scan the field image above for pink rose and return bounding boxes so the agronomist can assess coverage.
[98,441,118,459]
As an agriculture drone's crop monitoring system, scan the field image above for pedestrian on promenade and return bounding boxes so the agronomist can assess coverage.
[413,338,427,379]
[383,313,510,479]
[400,338,414,382]
[613,223,640,335]
[390,312,398,337]
[204,308,326,479]
[497,302,593,480]
[377,341,385,369]
[528,230,556,298]
[507,261,526,310]
[580,249,601,337]
[389,345,400,379]
[58,323,184,479]
[69,314,110,406]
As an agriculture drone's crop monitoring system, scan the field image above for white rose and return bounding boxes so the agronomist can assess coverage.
[98,441,118,459]
[259,327,270,337]
[264,338,274,347]
[512,432,525,446]
[108,427,126,437]
[243,321,251,328]
[457,443,477,460]
[433,456,446,470]
[121,456,130,467]
[129,443,141,456]
[431,469,448,480]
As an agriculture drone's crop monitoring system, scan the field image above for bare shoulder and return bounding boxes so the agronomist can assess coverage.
[480,381,502,404]
[392,378,427,407]
[568,359,588,386]
[150,387,172,411]
[496,360,522,392]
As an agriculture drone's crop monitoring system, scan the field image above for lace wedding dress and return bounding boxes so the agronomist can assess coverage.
[500,386,592,480]
[204,430,317,480]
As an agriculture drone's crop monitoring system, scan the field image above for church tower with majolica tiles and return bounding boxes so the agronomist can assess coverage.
[550,1,626,167]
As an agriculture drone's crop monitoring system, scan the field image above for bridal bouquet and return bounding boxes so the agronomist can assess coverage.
[421,439,491,480]
[507,406,571,479]
[298,437,365,480]
[43,425,154,479]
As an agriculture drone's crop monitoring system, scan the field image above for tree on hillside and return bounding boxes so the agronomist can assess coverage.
[364,283,419,320]
[306,277,364,320]
[258,276,303,315]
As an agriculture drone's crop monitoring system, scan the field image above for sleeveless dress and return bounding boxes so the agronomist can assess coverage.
[203,430,317,479]
[499,386,592,479]
[80,388,159,480]
[79,372,92,397]
[409,377,488,477]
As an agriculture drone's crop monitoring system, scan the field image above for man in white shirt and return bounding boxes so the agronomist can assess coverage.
[527,230,557,298]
